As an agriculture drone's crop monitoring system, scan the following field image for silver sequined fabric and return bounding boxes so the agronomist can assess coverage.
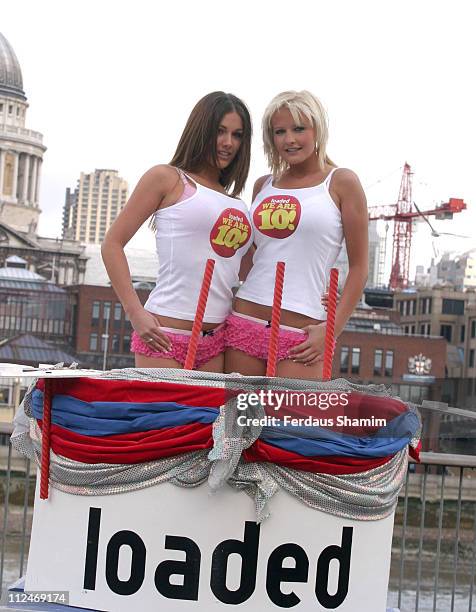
[11,368,420,522]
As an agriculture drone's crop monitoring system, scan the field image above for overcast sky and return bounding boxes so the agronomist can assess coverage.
[2,0,475,278]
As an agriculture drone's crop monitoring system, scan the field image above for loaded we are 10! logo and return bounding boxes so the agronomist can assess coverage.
[254,196,302,239]
[210,208,252,257]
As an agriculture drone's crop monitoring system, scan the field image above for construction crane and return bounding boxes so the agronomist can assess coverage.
[368,162,466,290]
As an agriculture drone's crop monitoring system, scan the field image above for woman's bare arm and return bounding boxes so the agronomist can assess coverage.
[238,174,269,281]
[333,169,368,336]
[101,165,180,350]
[290,169,368,364]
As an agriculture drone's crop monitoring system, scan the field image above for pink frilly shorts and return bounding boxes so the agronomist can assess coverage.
[224,311,307,362]
[131,323,226,369]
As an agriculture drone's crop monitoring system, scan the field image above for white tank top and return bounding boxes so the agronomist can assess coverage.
[145,173,252,323]
[236,168,343,320]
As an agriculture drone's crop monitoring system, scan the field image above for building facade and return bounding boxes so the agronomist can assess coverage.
[394,286,476,378]
[68,284,151,369]
[464,305,476,392]
[437,249,476,291]
[0,221,87,285]
[63,169,128,244]
[0,32,87,285]
[0,32,46,235]
[0,257,73,343]
[333,307,447,405]
[334,222,385,290]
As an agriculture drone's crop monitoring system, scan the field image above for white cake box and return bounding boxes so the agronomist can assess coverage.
[25,477,394,611]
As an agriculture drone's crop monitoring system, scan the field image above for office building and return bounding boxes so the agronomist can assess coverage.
[63,169,128,244]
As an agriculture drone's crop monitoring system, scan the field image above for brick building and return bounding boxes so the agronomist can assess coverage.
[68,284,152,370]
[394,286,476,380]
[333,307,447,405]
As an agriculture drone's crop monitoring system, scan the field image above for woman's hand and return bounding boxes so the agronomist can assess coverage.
[129,308,172,352]
[288,323,327,365]
[321,288,340,312]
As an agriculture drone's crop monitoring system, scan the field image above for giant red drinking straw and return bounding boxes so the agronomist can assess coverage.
[40,379,53,499]
[184,259,215,370]
[266,261,285,377]
[323,267,339,381]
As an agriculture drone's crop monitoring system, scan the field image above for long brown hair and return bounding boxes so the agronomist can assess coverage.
[170,92,252,197]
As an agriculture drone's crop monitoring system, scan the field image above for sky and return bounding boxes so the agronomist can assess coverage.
[2,0,475,280]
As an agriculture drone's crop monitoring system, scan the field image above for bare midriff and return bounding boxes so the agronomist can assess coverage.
[150,313,221,332]
[233,297,322,327]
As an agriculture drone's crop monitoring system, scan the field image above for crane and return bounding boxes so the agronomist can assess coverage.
[367,162,466,290]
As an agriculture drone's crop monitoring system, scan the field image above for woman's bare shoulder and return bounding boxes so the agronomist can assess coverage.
[141,164,181,188]
[252,174,271,199]
[333,167,361,186]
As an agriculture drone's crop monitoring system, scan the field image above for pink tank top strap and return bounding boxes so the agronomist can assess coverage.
[173,167,196,203]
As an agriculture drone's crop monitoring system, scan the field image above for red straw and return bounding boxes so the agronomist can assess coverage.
[40,378,53,500]
[323,268,339,380]
[266,261,285,377]
[184,259,215,370]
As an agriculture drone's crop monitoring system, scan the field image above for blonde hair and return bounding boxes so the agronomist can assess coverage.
[262,90,335,176]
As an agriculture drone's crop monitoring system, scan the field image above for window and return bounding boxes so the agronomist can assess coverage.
[89,333,98,351]
[0,387,10,404]
[420,297,433,315]
[385,350,394,376]
[404,301,415,316]
[123,335,131,353]
[470,350,475,369]
[340,347,349,373]
[114,302,122,329]
[374,349,383,376]
[103,301,111,323]
[442,299,465,315]
[410,385,429,403]
[351,348,360,374]
[440,325,452,342]
[91,301,100,327]
[398,385,410,401]
[112,334,120,353]
[471,320,476,338]
[461,325,466,343]
[411,325,416,335]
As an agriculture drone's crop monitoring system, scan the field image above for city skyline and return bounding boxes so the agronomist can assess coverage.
[1,0,475,281]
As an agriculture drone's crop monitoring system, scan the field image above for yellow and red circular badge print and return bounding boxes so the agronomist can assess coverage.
[210,208,252,258]
[253,195,301,239]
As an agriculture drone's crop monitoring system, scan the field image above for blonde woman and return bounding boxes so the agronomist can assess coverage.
[225,90,368,379]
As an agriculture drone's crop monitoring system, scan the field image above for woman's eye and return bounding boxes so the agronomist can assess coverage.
[274,129,285,135]
[294,126,305,132]
[233,132,243,139]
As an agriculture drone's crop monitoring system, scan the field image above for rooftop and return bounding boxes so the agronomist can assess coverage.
[0,334,78,365]
[0,266,66,293]
[0,31,25,100]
